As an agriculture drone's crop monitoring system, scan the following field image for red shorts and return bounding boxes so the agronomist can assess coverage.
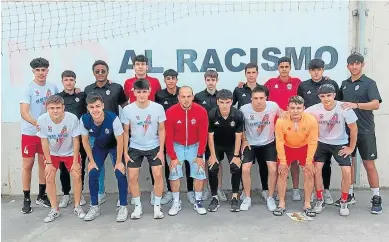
[47,155,81,171]
[278,145,311,167]
[21,135,43,158]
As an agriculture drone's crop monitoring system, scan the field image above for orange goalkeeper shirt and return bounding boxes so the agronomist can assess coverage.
[275,112,318,164]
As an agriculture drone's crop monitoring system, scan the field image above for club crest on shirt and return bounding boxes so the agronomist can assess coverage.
[75,97,80,102]
[48,126,52,132]
[230,121,235,127]
[250,115,254,120]
[191,119,196,125]
[34,89,40,96]
[274,84,278,88]
[355,85,360,91]
[106,90,111,95]
[36,125,41,132]
[105,128,109,134]
[287,83,292,90]
[136,116,140,120]
[319,114,324,119]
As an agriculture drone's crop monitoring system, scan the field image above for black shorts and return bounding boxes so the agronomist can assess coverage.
[242,141,277,164]
[351,134,378,160]
[127,146,162,168]
[214,146,235,163]
[314,142,351,166]
[205,146,211,160]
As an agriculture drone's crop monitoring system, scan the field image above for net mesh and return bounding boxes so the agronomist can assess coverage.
[1,0,349,54]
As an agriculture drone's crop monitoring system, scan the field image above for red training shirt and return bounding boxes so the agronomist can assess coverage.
[165,103,209,160]
[123,75,162,103]
[264,76,302,110]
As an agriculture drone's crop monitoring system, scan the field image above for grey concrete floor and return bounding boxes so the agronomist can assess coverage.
[1,190,388,242]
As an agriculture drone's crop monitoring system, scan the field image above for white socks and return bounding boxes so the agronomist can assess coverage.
[349,185,354,194]
[154,196,161,206]
[371,187,380,196]
[195,192,202,201]
[172,192,180,202]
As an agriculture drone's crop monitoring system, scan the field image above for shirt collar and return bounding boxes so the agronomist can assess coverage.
[204,89,218,96]
[347,74,366,82]
[309,77,326,85]
[61,90,76,97]
[216,107,235,119]
[276,76,292,83]
[92,81,111,89]
[243,82,260,90]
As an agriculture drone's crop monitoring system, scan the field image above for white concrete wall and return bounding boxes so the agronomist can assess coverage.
[1,1,389,195]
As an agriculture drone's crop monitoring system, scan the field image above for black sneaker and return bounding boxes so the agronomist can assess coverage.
[21,198,32,214]
[36,194,51,208]
[208,197,220,212]
[335,193,356,207]
[371,195,383,214]
[230,197,240,212]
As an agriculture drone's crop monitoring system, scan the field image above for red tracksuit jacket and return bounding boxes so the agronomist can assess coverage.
[165,103,208,160]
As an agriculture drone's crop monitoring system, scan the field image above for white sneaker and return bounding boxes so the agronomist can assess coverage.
[262,190,269,200]
[150,191,155,205]
[324,189,334,205]
[161,191,173,205]
[98,193,107,205]
[44,208,59,223]
[202,189,211,201]
[131,205,143,219]
[59,195,71,208]
[314,200,325,214]
[240,192,246,201]
[117,199,120,207]
[311,192,317,203]
[267,197,277,212]
[193,201,207,215]
[84,205,100,221]
[340,201,350,216]
[168,201,182,216]
[154,205,164,219]
[74,206,86,219]
[240,197,251,211]
[217,189,228,202]
[116,206,128,222]
[186,192,195,204]
[80,194,87,206]
[292,189,301,201]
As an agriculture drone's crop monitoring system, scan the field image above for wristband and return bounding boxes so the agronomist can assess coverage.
[197,154,203,158]
[234,154,240,158]
[356,103,359,109]
[45,162,52,165]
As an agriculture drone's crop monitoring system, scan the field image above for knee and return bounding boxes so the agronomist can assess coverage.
[129,172,139,183]
[71,170,81,180]
[46,172,56,184]
[115,169,126,180]
[364,161,376,172]
[304,168,313,178]
[152,167,163,180]
[230,163,240,175]
[22,159,34,170]
[89,168,99,179]
[208,163,219,176]
[242,165,251,175]
[267,165,277,175]
[315,166,323,175]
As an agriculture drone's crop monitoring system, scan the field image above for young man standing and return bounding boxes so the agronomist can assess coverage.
[240,86,279,212]
[121,79,165,219]
[264,57,303,201]
[339,53,383,214]
[233,63,261,109]
[80,93,128,222]
[57,70,87,208]
[84,60,128,204]
[20,57,58,213]
[207,89,244,212]
[37,95,86,222]
[274,96,318,217]
[305,84,358,216]
[194,70,227,202]
[297,58,341,204]
[165,86,209,216]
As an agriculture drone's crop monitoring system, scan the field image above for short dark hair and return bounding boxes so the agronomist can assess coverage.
[278,56,291,66]
[288,95,304,105]
[252,85,269,96]
[30,57,49,69]
[163,69,178,78]
[61,70,76,79]
[92,60,109,71]
[46,95,64,106]
[204,70,218,79]
[86,92,104,104]
[318,84,336,94]
[244,63,258,73]
[347,53,364,64]
[308,58,325,70]
[133,79,150,90]
[132,54,148,65]
[216,89,233,100]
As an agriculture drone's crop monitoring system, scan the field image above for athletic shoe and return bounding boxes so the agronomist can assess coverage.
[240,197,251,211]
[84,205,100,221]
[230,197,240,212]
[36,194,51,207]
[208,197,220,212]
[240,192,246,201]
[314,199,325,214]
[21,198,32,214]
[154,205,164,219]
[80,194,87,206]
[217,189,228,202]
[59,195,71,208]
[324,189,334,205]
[266,197,277,212]
[311,192,316,203]
[98,193,107,205]
[117,199,120,207]
[150,191,155,205]
[186,191,195,204]
[339,201,350,216]
[335,193,356,207]
[161,191,173,205]
[168,200,182,216]
[131,205,143,219]
[202,189,211,201]
[261,190,269,200]
[371,195,383,214]
[194,200,207,215]
[74,206,86,219]
[292,189,301,201]
[116,206,128,222]
[44,208,59,223]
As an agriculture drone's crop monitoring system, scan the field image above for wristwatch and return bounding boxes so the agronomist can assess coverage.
[197,154,203,158]
[233,154,240,158]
